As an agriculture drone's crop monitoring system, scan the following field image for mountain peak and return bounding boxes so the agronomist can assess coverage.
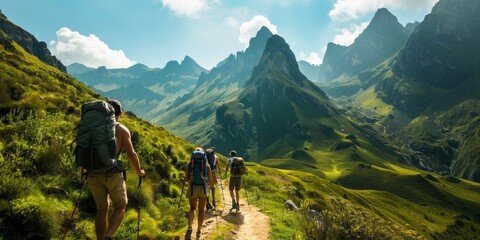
[181,55,203,69]
[247,26,274,54]
[257,26,273,38]
[182,55,195,65]
[368,8,403,32]
[262,34,297,64]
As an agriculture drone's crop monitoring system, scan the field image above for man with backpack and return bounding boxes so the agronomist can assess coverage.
[225,150,245,212]
[184,148,214,239]
[205,147,221,211]
[77,99,145,240]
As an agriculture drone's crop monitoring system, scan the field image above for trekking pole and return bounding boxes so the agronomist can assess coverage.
[137,169,145,240]
[178,180,186,209]
[61,172,88,240]
[218,171,226,213]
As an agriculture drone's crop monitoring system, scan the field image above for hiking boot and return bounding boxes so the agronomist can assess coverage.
[235,202,240,211]
[206,202,213,211]
[196,230,201,238]
[232,200,237,209]
[185,226,193,240]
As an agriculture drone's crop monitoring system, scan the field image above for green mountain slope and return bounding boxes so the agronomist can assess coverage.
[152,26,273,144]
[349,0,480,181]
[0,20,196,239]
[211,34,394,162]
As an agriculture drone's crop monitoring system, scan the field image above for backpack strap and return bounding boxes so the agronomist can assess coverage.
[116,146,124,160]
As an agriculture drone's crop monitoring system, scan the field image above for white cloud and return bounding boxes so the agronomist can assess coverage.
[333,22,369,46]
[239,15,278,48]
[329,0,438,21]
[49,27,135,68]
[161,0,209,18]
[299,51,322,65]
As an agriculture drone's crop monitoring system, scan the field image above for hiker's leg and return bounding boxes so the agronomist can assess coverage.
[229,189,235,202]
[188,197,198,227]
[95,208,108,240]
[88,175,110,240]
[235,190,240,207]
[105,207,125,237]
[229,177,235,204]
[211,186,216,208]
[198,197,207,229]
[236,177,242,208]
[102,173,128,238]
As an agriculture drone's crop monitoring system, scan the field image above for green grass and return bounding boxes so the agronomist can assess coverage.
[253,141,480,240]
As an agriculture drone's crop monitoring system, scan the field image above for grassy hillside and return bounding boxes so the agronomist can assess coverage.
[0,33,199,239]
[252,147,480,239]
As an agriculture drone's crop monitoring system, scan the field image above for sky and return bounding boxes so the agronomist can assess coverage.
[0,0,438,70]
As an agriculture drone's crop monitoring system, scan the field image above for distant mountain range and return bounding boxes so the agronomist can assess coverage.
[210,34,392,160]
[318,8,412,97]
[68,56,208,117]
[65,0,480,182]
[151,26,274,144]
[327,0,480,181]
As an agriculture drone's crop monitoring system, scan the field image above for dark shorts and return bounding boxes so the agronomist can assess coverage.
[229,177,242,191]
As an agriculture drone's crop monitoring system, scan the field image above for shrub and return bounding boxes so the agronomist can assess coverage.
[300,197,424,240]
[8,193,67,239]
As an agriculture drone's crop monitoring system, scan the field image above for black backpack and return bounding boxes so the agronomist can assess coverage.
[205,148,216,170]
[74,100,118,173]
[230,157,245,175]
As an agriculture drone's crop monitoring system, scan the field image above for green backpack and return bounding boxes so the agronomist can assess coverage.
[230,157,245,175]
[75,100,118,173]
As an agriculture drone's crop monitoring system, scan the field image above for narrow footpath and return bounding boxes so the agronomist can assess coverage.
[187,192,270,240]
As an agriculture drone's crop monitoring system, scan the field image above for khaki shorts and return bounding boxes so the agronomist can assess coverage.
[88,172,127,210]
[186,184,209,198]
[229,177,242,191]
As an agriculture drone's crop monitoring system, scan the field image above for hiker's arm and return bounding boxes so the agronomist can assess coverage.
[120,125,145,177]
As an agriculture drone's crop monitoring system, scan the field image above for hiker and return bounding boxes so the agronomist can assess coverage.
[83,99,145,240]
[205,147,221,211]
[184,148,214,239]
[225,150,245,212]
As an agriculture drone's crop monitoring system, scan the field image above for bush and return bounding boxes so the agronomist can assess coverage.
[299,197,424,240]
[8,193,67,239]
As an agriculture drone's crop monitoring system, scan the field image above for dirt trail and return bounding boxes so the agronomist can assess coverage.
[186,190,270,240]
